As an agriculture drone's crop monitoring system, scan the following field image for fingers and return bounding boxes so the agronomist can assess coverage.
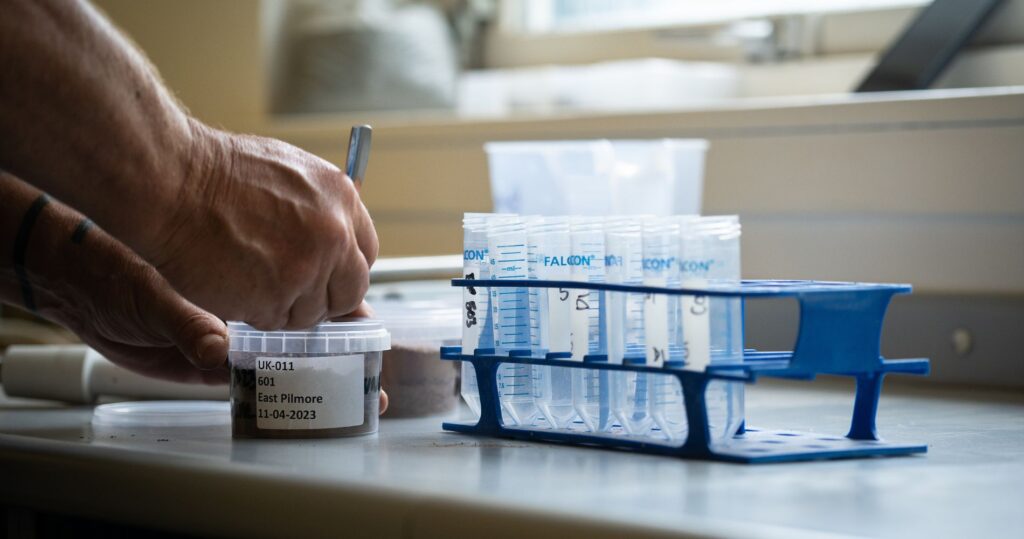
[325,229,370,318]
[133,264,229,371]
[380,388,389,416]
[348,300,375,319]
[277,165,375,328]
[326,301,373,322]
[350,197,379,269]
[333,164,378,270]
[279,194,373,329]
[284,291,327,330]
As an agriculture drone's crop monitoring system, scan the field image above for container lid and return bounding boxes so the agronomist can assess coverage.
[372,301,461,343]
[91,401,230,428]
[227,319,391,354]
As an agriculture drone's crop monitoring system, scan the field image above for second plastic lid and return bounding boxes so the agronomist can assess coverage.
[91,401,230,428]
[372,301,461,343]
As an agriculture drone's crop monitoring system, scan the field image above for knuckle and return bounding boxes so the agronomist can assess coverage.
[276,245,320,290]
[286,314,323,331]
[284,298,327,330]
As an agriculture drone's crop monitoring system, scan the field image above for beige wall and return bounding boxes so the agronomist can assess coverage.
[93,0,269,133]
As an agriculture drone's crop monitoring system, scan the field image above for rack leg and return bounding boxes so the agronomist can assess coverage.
[474,359,504,431]
[679,374,713,456]
[848,372,885,440]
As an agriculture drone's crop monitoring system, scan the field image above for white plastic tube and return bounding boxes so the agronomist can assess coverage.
[1,345,227,403]
[679,215,745,440]
[530,217,576,429]
[460,213,504,419]
[569,217,606,432]
[636,218,681,437]
[488,216,538,426]
[604,216,644,433]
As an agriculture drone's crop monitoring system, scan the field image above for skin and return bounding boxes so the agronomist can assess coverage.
[0,171,229,383]
[0,0,387,411]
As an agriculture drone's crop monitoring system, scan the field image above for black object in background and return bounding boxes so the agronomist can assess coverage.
[856,0,1006,92]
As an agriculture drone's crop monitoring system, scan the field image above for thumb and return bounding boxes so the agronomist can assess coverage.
[135,267,229,370]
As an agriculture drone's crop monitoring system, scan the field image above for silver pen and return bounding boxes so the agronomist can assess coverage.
[345,124,372,187]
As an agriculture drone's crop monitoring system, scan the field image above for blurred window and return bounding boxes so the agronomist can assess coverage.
[501,0,931,33]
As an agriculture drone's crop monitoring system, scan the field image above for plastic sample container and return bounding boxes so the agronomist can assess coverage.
[374,302,462,418]
[485,139,707,217]
[227,320,390,439]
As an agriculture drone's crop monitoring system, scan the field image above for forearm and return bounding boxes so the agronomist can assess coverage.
[0,0,194,257]
[0,170,109,331]
[1,170,230,382]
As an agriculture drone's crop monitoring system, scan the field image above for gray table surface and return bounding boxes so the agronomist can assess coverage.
[1,379,1021,539]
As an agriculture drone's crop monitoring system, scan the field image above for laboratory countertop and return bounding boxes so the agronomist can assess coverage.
[0,380,1021,539]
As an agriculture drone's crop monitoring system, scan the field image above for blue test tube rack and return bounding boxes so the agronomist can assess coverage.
[441,279,930,464]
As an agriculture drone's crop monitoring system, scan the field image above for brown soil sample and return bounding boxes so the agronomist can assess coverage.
[381,343,459,418]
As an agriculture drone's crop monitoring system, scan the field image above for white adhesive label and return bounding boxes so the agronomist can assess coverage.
[642,278,669,366]
[548,287,572,354]
[256,354,364,430]
[682,279,711,371]
[462,264,483,351]
[569,289,593,360]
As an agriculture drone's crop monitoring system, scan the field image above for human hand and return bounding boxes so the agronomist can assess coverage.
[0,173,228,384]
[140,121,378,330]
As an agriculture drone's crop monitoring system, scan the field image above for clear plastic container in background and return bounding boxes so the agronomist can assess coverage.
[485,139,707,217]
[227,320,391,439]
[374,301,462,418]
[457,59,739,117]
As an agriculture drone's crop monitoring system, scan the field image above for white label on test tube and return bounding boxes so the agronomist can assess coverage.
[682,278,711,371]
[570,289,593,360]
[462,262,483,352]
[536,229,572,354]
[256,354,364,430]
[549,287,572,353]
[642,276,669,366]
